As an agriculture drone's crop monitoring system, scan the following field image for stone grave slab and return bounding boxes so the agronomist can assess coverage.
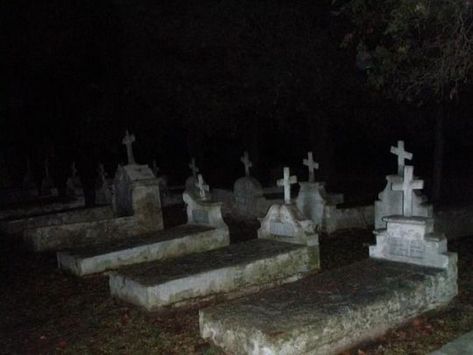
[57,224,229,276]
[109,239,319,311]
[0,205,113,235]
[233,176,265,217]
[200,257,457,355]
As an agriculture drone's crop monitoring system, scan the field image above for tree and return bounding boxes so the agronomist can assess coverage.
[338,0,473,200]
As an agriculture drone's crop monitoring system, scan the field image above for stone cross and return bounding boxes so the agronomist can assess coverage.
[240,151,253,177]
[189,158,199,178]
[277,167,298,204]
[195,174,210,200]
[390,140,413,176]
[392,165,423,217]
[122,130,136,165]
[71,161,78,178]
[303,151,319,183]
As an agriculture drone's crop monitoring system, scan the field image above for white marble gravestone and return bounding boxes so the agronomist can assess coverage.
[296,152,344,229]
[258,167,318,246]
[233,152,265,217]
[370,166,457,271]
[375,141,432,229]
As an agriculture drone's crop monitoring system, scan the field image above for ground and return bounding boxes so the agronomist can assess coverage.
[1,205,473,354]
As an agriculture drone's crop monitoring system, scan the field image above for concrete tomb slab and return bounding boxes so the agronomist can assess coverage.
[109,239,319,311]
[200,257,457,355]
[58,224,228,276]
[24,163,163,252]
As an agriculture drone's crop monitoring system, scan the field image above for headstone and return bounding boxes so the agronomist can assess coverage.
[112,164,163,229]
[66,161,83,198]
[122,130,136,165]
[240,151,252,177]
[233,177,264,217]
[258,203,318,247]
[375,143,432,229]
[370,166,456,270]
[182,191,227,229]
[277,167,297,204]
[95,163,112,205]
[303,151,319,183]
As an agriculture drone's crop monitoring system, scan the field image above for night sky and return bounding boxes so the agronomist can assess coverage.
[2,1,473,203]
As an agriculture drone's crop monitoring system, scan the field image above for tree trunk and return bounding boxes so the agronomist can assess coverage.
[432,104,445,202]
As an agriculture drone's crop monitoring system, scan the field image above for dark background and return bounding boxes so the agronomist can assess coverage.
[2,1,473,203]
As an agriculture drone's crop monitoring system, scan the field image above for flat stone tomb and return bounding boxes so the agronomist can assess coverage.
[109,239,319,311]
[58,224,229,276]
[200,257,457,355]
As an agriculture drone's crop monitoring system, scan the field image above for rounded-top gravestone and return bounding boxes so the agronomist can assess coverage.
[233,176,264,217]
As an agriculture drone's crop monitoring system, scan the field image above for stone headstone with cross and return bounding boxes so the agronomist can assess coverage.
[303,152,319,183]
[375,142,432,229]
[296,153,344,228]
[182,190,228,230]
[277,167,297,205]
[234,153,265,217]
[370,166,456,271]
[195,174,210,201]
[122,130,136,165]
[390,140,413,176]
[112,163,163,230]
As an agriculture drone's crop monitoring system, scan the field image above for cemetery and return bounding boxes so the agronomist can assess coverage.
[3,1,473,354]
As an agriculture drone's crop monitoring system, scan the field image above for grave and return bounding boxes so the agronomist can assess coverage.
[23,132,164,252]
[108,169,319,311]
[295,152,370,233]
[57,190,230,276]
[375,140,432,229]
[233,151,266,217]
[200,166,457,355]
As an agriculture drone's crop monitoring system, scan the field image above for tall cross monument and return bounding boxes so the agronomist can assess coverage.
[392,165,423,217]
[122,130,136,165]
[390,140,413,176]
[277,167,298,204]
[303,151,319,183]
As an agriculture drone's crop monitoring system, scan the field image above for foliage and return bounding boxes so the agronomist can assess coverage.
[338,0,473,104]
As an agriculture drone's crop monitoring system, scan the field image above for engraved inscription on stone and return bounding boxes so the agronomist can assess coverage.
[409,239,425,258]
[388,237,409,257]
[388,237,425,259]
[193,209,209,225]
[270,222,296,237]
